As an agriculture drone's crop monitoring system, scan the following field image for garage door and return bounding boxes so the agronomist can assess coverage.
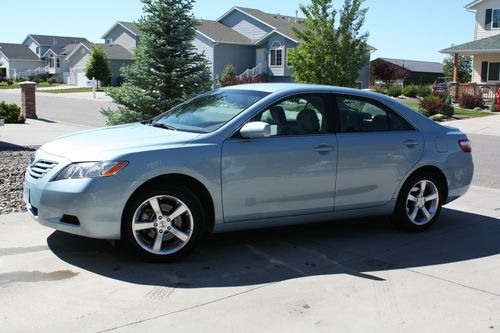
[76,71,89,87]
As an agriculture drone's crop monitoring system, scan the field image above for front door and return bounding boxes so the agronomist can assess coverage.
[221,94,337,222]
[334,95,424,210]
[256,48,267,71]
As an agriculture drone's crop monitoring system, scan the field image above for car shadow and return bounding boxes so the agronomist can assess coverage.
[47,207,500,288]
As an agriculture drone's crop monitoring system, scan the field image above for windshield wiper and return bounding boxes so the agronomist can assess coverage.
[151,122,177,131]
[140,120,153,124]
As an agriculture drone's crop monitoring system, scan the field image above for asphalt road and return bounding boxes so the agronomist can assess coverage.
[0,90,111,127]
[469,134,500,189]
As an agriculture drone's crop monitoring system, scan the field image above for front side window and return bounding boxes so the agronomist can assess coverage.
[337,96,413,133]
[152,90,269,133]
[270,41,283,67]
[255,95,327,136]
[56,58,60,68]
[493,9,500,28]
[488,62,500,81]
[48,56,54,68]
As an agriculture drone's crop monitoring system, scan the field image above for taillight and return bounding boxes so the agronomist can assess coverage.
[458,139,471,153]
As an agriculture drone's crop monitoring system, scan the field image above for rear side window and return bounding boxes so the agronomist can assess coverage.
[336,96,414,133]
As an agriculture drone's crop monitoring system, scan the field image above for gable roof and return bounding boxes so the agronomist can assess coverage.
[466,0,486,10]
[101,21,141,39]
[25,34,89,47]
[375,58,443,73]
[196,20,252,44]
[440,34,500,54]
[65,42,132,61]
[234,7,305,41]
[0,43,40,60]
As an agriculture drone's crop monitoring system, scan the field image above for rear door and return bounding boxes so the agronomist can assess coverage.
[334,94,424,210]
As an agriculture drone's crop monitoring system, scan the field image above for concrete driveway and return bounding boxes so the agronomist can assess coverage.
[1,185,499,332]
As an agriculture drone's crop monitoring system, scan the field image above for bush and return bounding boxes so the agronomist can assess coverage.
[418,86,432,97]
[387,85,402,97]
[459,94,484,109]
[373,86,387,95]
[490,95,498,112]
[402,85,418,98]
[0,101,25,123]
[6,79,14,85]
[47,77,57,84]
[32,77,44,84]
[419,95,445,116]
[441,94,455,117]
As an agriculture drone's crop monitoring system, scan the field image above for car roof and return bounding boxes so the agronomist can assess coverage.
[221,83,354,94]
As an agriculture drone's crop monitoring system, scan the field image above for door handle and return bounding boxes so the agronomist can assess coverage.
[403,139,420,148]
[314,144,334,152]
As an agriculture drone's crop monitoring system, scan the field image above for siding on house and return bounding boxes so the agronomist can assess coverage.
[474,0,500,40]
[472,53,500,82]
[7,60,45,78]
[104,25,137,52]
[23,37,40,56]
[109,59,133,85]
[213,43,255,79]
[193,33,214,75]
[0,54,9,77]
[220,10,272,41]
[68,47,90,84]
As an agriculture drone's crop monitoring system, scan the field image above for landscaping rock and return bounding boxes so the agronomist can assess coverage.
[0,146,37,215]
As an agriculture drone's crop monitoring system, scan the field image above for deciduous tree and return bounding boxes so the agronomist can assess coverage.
[85,45,111,88]
[442,55,472,83]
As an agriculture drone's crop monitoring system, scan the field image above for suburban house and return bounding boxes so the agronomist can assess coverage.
[0,31,133,86]
[370,58,443,86]
[441,0,500,84]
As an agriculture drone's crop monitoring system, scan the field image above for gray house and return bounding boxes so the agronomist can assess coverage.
[115,6,375,88]
[0,43,44,79]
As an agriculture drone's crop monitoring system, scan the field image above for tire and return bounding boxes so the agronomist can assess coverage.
[392,173,444,232]
[122,183,207,262]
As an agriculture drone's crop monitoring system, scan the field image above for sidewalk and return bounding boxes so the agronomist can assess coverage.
[0,119,97,147]
[445,114,500,136]
[1,87,112,102]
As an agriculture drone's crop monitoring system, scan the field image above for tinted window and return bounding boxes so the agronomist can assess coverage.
[255,95,327,136]
[337,96,413,133]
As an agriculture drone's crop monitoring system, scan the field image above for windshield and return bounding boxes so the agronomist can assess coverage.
[152,89,269,133]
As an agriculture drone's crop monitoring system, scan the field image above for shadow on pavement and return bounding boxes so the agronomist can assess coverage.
[47,208,500,288]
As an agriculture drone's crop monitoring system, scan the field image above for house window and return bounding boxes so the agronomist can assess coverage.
[106,38,113,44]
[488,62,500,81]
[36,46,39,55]
[493,9,500,28]
[270,41,283,67]
[56,58,60,68]
[49,57,54,68]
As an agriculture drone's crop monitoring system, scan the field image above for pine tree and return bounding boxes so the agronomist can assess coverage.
[85,45,111,88]
[103,0,211,125]
[288,0,370,87]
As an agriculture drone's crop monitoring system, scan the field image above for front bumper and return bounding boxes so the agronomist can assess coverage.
[23,149,130,239]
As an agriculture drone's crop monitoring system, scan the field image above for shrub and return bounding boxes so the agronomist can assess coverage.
[441,94,455,117]
[387,85,402,97]
[490,95,498,112]
[418,86,432,97]
[220,72,267,87]
[0,101,25,123]
[47,77,57,84]
[459,94,484,109]
[419,95,445,116]
[373,86,387,95]
[32,77,43,84]
[402,85,418,98]
[6,79,14,85]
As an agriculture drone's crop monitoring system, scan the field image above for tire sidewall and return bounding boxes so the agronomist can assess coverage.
[122,184,206,262]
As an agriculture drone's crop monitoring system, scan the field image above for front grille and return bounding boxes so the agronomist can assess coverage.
[28,160,58,180]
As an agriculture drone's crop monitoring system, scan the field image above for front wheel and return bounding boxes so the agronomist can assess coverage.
[122,184,206,262]
[392,173,444,232]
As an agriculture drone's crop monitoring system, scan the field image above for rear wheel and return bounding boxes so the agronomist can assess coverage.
[392,173,444,232]
[122,184,206,262]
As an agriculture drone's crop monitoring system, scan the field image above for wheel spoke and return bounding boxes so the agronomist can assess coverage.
[168,226,189,242]
[168,204,188,220]
[419,180,427,195]
[407,194,417,202]
[152,232,163,252]
[421,206,431,220]
[133,222,156,231]
[425,193,438,202]
[409,206,419,221]
[149,198,163,219]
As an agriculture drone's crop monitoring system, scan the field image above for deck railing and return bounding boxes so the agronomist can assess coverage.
[451,83,500,102]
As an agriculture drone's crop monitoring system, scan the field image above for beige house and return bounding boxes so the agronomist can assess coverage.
[441,0,500,83]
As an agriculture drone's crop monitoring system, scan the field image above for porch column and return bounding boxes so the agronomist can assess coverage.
[453,53,459,83]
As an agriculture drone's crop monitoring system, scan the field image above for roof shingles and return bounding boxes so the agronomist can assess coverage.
[197,20,252,44]
[0,43,40,60]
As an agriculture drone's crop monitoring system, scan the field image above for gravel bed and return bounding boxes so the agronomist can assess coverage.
[0,146,38,215]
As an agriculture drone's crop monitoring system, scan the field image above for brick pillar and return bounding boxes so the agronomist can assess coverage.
[20,81,37,119]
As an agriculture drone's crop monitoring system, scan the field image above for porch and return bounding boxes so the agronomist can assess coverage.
[450,82,500,104]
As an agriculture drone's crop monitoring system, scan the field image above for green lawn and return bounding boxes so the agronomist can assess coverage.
[0,82,63,89]
[400,100,495,118]
[39,87,109,94]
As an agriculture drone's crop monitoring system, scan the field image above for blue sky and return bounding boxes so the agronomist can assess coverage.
[0,0,474,63]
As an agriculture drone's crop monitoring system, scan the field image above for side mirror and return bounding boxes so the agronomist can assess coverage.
[240,121,271,139]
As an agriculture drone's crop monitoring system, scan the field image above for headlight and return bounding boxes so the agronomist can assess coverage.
[53,161,128,181]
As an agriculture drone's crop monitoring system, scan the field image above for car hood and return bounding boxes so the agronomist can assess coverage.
[40,123,200,161]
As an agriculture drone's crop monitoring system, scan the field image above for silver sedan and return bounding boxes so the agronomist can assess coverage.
[23,84,473,261]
